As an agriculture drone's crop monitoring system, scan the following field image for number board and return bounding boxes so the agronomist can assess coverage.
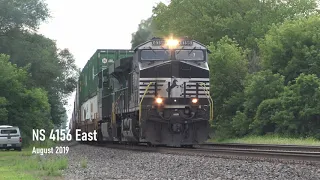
[151,39,193,46]
[152,39,165,46]
[179,40,193,46]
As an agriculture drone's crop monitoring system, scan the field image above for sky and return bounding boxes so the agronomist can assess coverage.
[37,0,169,126]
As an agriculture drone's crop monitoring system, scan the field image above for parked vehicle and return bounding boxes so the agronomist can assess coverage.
[0,125,22,151]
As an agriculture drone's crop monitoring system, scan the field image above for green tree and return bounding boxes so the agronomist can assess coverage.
[252,98,282,135]
[0,97,8,123]
[243,70,285,120]
[131,17,155,49]
[0,54,52,145]
[272,74,320,137]
[152,0,318,49]
[0,0,50,34]
[0,29,78,126]
[259,14,320,83]
[152,0,319,73]
[0,0,79,129]
[208,36,248,138]
[233,70,285,136]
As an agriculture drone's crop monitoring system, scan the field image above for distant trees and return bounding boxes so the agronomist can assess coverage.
[131,0,320,139]
[131,17,155,49]
[0,0,79,145]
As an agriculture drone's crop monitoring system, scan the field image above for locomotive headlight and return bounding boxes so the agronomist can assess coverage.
[166,38,179,48]
[155,97,163,104]
[192,98,198,104]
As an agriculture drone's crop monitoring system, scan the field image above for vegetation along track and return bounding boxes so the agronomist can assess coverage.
[61,141,320,162]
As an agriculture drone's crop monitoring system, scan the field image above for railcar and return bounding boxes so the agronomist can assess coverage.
[70,37,213,147]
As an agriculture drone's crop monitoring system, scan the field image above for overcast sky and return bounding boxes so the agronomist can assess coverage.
[37,0,168,124]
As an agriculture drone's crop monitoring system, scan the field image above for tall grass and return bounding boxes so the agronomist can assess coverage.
[0,139,68,179]
[209,134,320,146]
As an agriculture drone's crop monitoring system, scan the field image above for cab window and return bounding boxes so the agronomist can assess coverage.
[140,50,170,60]
[175,50,204,60]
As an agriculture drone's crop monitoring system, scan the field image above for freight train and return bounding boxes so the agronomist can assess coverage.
[69,37,213,147]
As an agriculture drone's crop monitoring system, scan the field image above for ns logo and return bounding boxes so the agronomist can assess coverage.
[102,58,114,64]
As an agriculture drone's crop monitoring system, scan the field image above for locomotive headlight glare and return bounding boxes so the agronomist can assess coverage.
[192,98,198,103]
[166,39,179,48]
[155,97,163,104]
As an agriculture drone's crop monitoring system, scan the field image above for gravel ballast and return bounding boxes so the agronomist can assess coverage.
[60,143,320,180]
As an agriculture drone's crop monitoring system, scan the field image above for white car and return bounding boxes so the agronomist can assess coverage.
[0,125,22,151]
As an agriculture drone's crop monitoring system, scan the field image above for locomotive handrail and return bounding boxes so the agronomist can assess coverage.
[112,103,116,124]
[115,87,128,92]
[199,82,213,120]
[201,83,213,120]
[111,91,124,125]
[139,82,154,124]
[114,90,125,107]
[203,83,213,120]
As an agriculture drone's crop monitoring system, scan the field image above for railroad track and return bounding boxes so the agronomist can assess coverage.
[60,141,320,162]
[197,143,320,162]
[200,142,320,152]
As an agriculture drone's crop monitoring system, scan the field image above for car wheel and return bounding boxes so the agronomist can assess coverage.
[15,147,22,151]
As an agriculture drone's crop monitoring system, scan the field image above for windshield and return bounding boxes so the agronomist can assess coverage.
[140,50,170,60]
[175,50,204,60]
[1,129,17,134]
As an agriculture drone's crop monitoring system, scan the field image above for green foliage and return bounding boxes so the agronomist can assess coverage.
[0,0,50,34]
[252,98,282,134]
[0,97,8,122]
[231,73,320,138]
[272,74,320,137]
[232,111,249,136]
[152,0,319,49]
[0,0,78,144]
[259,14,320,83]
[0,54,52,145]
[151,0,319,74]
[208,37,248,106]
[131,17,156,49]
[207,36,248,138]
[231,70,285,136]
[244,70,285,118]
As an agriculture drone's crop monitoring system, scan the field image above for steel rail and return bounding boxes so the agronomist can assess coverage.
[200,143,320,152]
[61,141,320,162]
